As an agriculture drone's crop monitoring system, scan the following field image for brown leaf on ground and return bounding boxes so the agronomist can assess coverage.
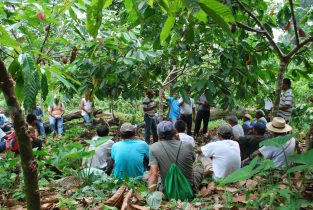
[41,195,58,204]
[213,203,224,210]
[128,204,150,210]
[103,185,127,208]
[233,194,257,203]
[121,189,133,210]
[2,199,24,207]
[216,186,238,193]
[41,202,56,210]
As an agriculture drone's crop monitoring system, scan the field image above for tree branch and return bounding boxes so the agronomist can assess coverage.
[289,0,299,46]
[285,36,313,60]
[236,0,284,59]
[236,22,266,33]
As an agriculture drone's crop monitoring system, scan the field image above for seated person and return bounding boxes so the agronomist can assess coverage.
[148,121,203,194]
[111,123,149,179]
[87,125,115,172]
[48,96,65,138]
[242,117,295,168]
[227,115,244,139]
[0,128,7,152]
[174,120,195,147]
[31,102,46,137]
[81,91,94,126]
[198,124,241,179]
[255,110,267,124]
[28,126,42,150]
[242,113,253,135]
[0,112,12,132]
[237,121,267,161]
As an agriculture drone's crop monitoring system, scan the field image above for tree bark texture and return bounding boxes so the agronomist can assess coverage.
[0,60,41,210]
[306,123,313,152]
[272,61,287,118]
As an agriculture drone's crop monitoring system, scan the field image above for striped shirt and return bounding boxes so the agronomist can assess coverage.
[142,97,156,117]
[278,89,293,121]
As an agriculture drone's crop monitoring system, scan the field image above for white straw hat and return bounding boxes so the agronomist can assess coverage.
[266,117,292,133]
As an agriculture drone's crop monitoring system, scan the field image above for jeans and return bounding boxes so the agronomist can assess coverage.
[83,113,93,126]
[180,114,192,135]
[49,116,63,136]
[36,120,46,137]
[194,110,210,136]
[144,114,158,144]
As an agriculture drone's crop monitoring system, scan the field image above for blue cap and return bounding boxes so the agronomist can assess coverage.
[253,120,266,132]
[157,121,174,135]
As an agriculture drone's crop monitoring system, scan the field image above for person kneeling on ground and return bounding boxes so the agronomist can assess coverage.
[87,125,114,173]
[242,117,295,168]
[175,120,195,147]
[197,124,241,179]
[111,123,149,179]
[148,121,203,198]
[237,121,267,161]
[28,126,43,150]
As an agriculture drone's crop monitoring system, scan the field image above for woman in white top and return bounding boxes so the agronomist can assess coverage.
[81,91,94,126]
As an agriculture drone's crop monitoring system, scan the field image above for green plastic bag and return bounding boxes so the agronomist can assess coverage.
[161,142,194,200]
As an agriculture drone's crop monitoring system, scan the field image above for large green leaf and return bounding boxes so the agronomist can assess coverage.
[86,0,112,38]
[41,72,48,102]
[180,89,191,105]
[288,149,313,167]
[198,0,234,35]
[160,15,176,42]
[0,25,21,51]
[22,53,40,112]
[259,134,296,147]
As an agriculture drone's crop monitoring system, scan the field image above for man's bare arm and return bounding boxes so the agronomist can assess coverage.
[148,165,159,192]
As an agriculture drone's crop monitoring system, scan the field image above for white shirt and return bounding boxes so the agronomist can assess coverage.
[0,128,5,139]
[87,137,115,169]
[178,97,195,115]
[178,133,195,147]
[232,124,244,139]
[259,137,296,168]
[201,140,241,178]
[81,98,93,115]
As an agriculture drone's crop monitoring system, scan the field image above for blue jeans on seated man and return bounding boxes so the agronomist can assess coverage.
[49,116,63,136]
[36,120,46,137]
[0,138,6,152]
[83,113,93,126]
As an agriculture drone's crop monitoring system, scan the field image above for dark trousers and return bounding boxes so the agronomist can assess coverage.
[180,114,192,136]
[194,110,210,136]
[144,114,158,144]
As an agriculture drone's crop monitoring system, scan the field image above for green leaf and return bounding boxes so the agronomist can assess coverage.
[41,72,48,101]
[160,15,176,42]
[288,149,313,167]
[286,165,310,174]
[198,0,234,35]
[193,9,208,23]
[0,25,21,50]
[22,54,40,112]
[148,0,154,8]
[259,134,296,147]
[85,136,113,147]
[180,89,191,105]
[86,0,105,38]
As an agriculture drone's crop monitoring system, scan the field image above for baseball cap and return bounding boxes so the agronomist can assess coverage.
[217,124,233,137]
[120,123,135,133]
[226,115,238,123]
[157,121,174,135]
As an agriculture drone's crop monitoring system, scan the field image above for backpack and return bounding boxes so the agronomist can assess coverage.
[161,142,194,200]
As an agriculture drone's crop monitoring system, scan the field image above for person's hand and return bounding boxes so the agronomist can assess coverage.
[241,157,250,166]
[54,115,61,119]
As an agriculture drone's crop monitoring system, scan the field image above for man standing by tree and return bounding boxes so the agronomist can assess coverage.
[160,89,180,125]
[277,78,294,122]
[143,90,158,144]
[178,89,195,135]
[194,94,210,136]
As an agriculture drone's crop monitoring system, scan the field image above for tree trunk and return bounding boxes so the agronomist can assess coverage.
[306,123,313,151]
[0,60,41,210]
[272,61,287,118]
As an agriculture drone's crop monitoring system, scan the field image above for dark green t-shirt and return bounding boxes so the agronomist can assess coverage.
[238,135,266,160]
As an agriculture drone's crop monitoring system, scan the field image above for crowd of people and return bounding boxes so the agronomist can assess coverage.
[0,78,296,200]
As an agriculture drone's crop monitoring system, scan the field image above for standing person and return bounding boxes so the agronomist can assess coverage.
[194,94,210,136]
[227,115,244,139]
[178,90,195,136]
[111,123,149,179]
[160,89,180,125]
[48,96,65,139]
[81,91,94,126]
[242,117,295,168]
[143,90,158,144]
[198,124,241,179]
[31,102,46,137]
[278,78,294,122]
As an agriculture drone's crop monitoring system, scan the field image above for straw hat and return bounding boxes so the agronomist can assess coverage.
[243,113,252,120]
[266,117,292,133]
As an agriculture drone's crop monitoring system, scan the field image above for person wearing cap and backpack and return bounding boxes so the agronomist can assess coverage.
[111,123,149,179]
[242,117,296,168]
[148,121,203,200]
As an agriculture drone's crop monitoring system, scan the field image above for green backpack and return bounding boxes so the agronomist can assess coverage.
[161,142,194,200]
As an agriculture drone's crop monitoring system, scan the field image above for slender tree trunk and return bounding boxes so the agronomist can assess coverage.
[0,60,41,209]
[272,61,287,118]
[306,123,313,151]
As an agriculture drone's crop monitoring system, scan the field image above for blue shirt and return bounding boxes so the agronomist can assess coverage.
[242,121,252,135]
[112,140,149,179]
[167,97,180,120]
[0,114,8,127]
[31,107,43,118]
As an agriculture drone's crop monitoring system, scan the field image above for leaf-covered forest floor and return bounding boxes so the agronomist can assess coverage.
[0,114,313,210]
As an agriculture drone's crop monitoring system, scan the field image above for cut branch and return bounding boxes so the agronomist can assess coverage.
[0,60,41,209]
[285,36,313,61]
[289,0,299,46]
[236,0,284,59]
